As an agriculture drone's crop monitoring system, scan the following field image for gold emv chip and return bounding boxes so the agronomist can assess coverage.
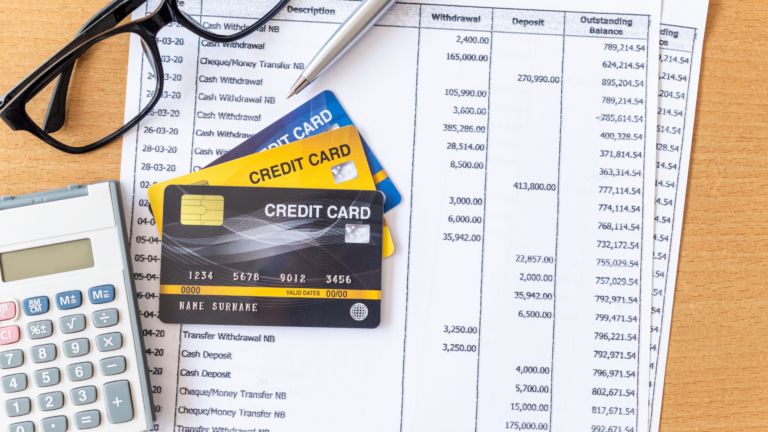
[180,194,224,226]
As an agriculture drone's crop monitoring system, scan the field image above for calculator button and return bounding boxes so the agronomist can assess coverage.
[41,416,67,432]
[92,309,118,328]
[103,380,134,424]
[27,320,53,340]
[95,333,122,352]
[31,344,57,363]
[67,362,94,382]
[88,285,115,304]
[99,357,126,376]
[8,422,35,432]
[23,296,49,316]
[0,326,20,345]
[34,368,61,387]
[56,291,82,310]
[1,374,27,393]
[59,314,86,334]
[75,410,101,429]
[71,386,97,406]
[63,339,90,358]
[0,350,23,369]
[4,397,30,417]
[38,391,64,411]
[0,302,16,321]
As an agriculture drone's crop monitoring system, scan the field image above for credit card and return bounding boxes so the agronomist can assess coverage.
[206,90,402,213]
[159,185,383,328]
[148,126,395,257]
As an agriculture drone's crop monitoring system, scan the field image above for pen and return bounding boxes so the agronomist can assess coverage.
[287,0,397,99]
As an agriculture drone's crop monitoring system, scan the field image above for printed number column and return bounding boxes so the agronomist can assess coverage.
[128,8,201,430]
[476,10,565,432]
[552,13,649,432]
[650,24,695,401]
[401,5,492,431]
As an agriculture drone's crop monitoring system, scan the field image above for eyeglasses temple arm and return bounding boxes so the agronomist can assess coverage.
[43,0,148,133]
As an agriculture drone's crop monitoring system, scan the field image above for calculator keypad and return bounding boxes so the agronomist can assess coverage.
[37,391,64,411]
[34,368,60,387]
[88,286,115,305]
[1,374,27,393]
[27,320,53,340]
[66,362,94,382]
[95,333,122,352]
[75,409,101,429]
[0,326,20,345]
[55,291,82,310]
[103,380,134,424]
[99,357,126,376]
[41,415,67,432]
[31,344,56,364]
[0,302,16,321]
[92,309,119,329]
[5,397,31,416]
[0,350,23,369]
[22,297,49,316]
[9,421,34,432]
[59,314,86,334]
[63,338,90,358]
[2,281,141,430]
[71,386,97,406]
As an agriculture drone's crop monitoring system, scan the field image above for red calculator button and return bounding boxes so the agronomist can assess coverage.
[0,326,20,345]
[0,301,17,321]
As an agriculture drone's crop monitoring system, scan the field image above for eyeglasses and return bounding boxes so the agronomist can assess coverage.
[0,0,289,154]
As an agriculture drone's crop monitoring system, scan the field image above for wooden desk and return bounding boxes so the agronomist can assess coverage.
[1,1,766,430]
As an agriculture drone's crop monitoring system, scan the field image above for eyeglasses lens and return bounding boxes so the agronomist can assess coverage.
[25,33,159,149]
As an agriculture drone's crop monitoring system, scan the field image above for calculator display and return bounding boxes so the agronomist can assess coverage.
[0,239,94,282]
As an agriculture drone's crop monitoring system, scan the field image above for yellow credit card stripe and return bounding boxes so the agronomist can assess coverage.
[161,285,382,300]
[372,169,388,184]
[382,224,394,257]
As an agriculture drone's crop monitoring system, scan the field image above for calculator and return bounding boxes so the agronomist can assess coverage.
[0,182,154,432]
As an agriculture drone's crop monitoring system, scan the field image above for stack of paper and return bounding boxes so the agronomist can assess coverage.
[118,0,709,430]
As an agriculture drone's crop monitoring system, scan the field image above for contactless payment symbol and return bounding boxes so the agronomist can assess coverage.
[350,303,368,321]
[180,194,224,226]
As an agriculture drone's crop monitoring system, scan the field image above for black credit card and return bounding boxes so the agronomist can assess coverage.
[159,185,383,328]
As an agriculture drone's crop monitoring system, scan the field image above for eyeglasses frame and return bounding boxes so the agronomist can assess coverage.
[0,0,289,154]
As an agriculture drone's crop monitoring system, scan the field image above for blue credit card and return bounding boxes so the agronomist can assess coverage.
[205,90,402,213]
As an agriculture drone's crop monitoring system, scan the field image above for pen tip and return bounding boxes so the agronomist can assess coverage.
[288,76,311,99]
